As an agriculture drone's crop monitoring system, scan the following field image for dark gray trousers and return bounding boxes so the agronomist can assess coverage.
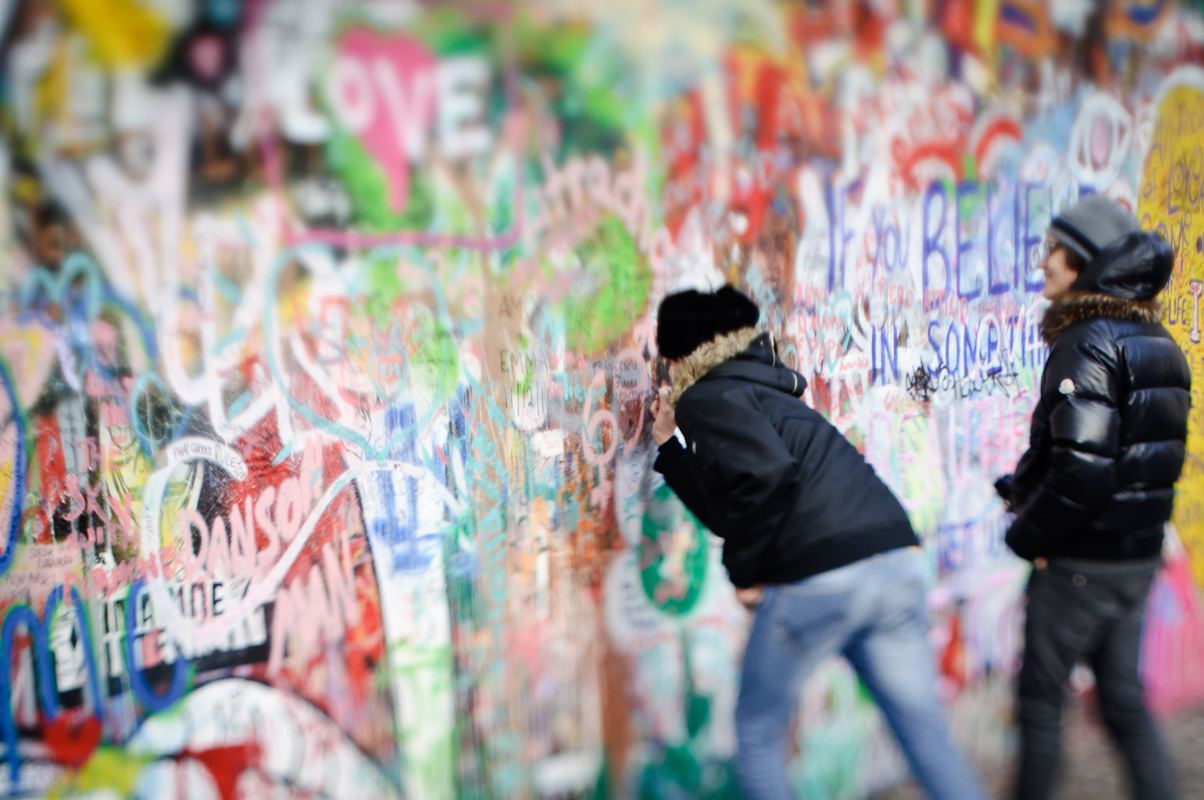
[1014,556,1175,800]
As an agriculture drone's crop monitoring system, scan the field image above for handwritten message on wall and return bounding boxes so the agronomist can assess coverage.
[1,1,1203,798]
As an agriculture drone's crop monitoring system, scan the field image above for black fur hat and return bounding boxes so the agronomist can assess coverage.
[656,285,760,360]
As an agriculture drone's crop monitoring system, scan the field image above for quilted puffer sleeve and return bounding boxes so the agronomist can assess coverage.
[1005,336,1121,560]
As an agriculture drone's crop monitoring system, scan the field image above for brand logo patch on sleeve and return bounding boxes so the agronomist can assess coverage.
[1059,378,1076,395]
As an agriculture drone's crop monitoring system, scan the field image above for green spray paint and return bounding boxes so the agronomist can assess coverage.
[636,637,740,800]
[324,128,435,233]
[410,313,461,403]
[513,18,654,160]
[46,746,151,799]
[558,214,650,354]
[389,642,457,800]
[639,483,708,616]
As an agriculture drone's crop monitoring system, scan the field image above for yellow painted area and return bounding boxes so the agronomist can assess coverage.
[46,746,149,799]
[58,0,170,68]
[32,40,70,136]
[973,0,999,55]
[99,420,154,560]
[0,323,59,408]
[0,423,16,552]
[159,462,205,556]
[1139,81,1204,587]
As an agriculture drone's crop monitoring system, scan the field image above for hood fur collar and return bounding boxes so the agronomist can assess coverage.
[668,327,759,407]
[1041,294,1162,345]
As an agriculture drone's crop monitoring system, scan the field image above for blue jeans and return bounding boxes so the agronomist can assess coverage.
[735,547,988,800]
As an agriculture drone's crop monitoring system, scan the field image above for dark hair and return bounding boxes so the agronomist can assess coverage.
[34,200,68,229]
[1062,246,1086,273]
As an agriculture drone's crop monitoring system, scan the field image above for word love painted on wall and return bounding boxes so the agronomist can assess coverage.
[326,28,496,213]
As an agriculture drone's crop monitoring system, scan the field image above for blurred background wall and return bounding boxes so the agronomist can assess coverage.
[0,0,1203,797]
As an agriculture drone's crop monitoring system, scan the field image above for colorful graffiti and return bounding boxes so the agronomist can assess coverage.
[0,1,1203,798]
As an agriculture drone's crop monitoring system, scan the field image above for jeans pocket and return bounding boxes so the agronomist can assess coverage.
[772,583,854,654]
[872,573,927,635]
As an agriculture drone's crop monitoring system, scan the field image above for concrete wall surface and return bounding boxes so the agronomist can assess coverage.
[0,0,1203,797]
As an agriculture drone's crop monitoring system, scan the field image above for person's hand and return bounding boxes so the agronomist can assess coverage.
[735,585,765,610]
[650,386,677,446]
[994,474,1014,511]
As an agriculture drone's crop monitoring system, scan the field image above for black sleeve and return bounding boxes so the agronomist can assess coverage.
[1008,404,1048,509]
[653,436,722,534]
[1006,339,1120,560]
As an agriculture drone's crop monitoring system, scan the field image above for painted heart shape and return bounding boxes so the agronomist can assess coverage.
[189,34,226,82]
[43,712,102,770]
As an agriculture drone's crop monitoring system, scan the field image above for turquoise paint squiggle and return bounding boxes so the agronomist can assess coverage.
[19,253,105,322]
[0,356,26,578]
[261,244,456,460]
[129,371,183,455]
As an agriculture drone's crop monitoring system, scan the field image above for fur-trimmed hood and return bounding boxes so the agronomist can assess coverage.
[668,328,807,407]
[669,327,760,406]
[1041,294,1162,345]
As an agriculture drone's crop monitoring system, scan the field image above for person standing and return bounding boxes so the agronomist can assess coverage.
[650,286,987,800]
[996,195,1189,800]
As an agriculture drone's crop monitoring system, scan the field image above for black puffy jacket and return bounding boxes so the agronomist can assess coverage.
[1004,232,1191,561]
[653,330,916,588]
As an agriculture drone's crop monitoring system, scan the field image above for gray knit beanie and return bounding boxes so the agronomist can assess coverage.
[1048,195,1140,262]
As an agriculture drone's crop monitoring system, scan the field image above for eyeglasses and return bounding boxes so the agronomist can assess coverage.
[1030,239,1065,265]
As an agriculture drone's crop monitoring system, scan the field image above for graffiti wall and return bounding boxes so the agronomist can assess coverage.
[0,0,1203,798]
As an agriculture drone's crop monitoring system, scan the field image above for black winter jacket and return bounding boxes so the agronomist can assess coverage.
[1003,233,1191,561]
[653,329,917,588]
